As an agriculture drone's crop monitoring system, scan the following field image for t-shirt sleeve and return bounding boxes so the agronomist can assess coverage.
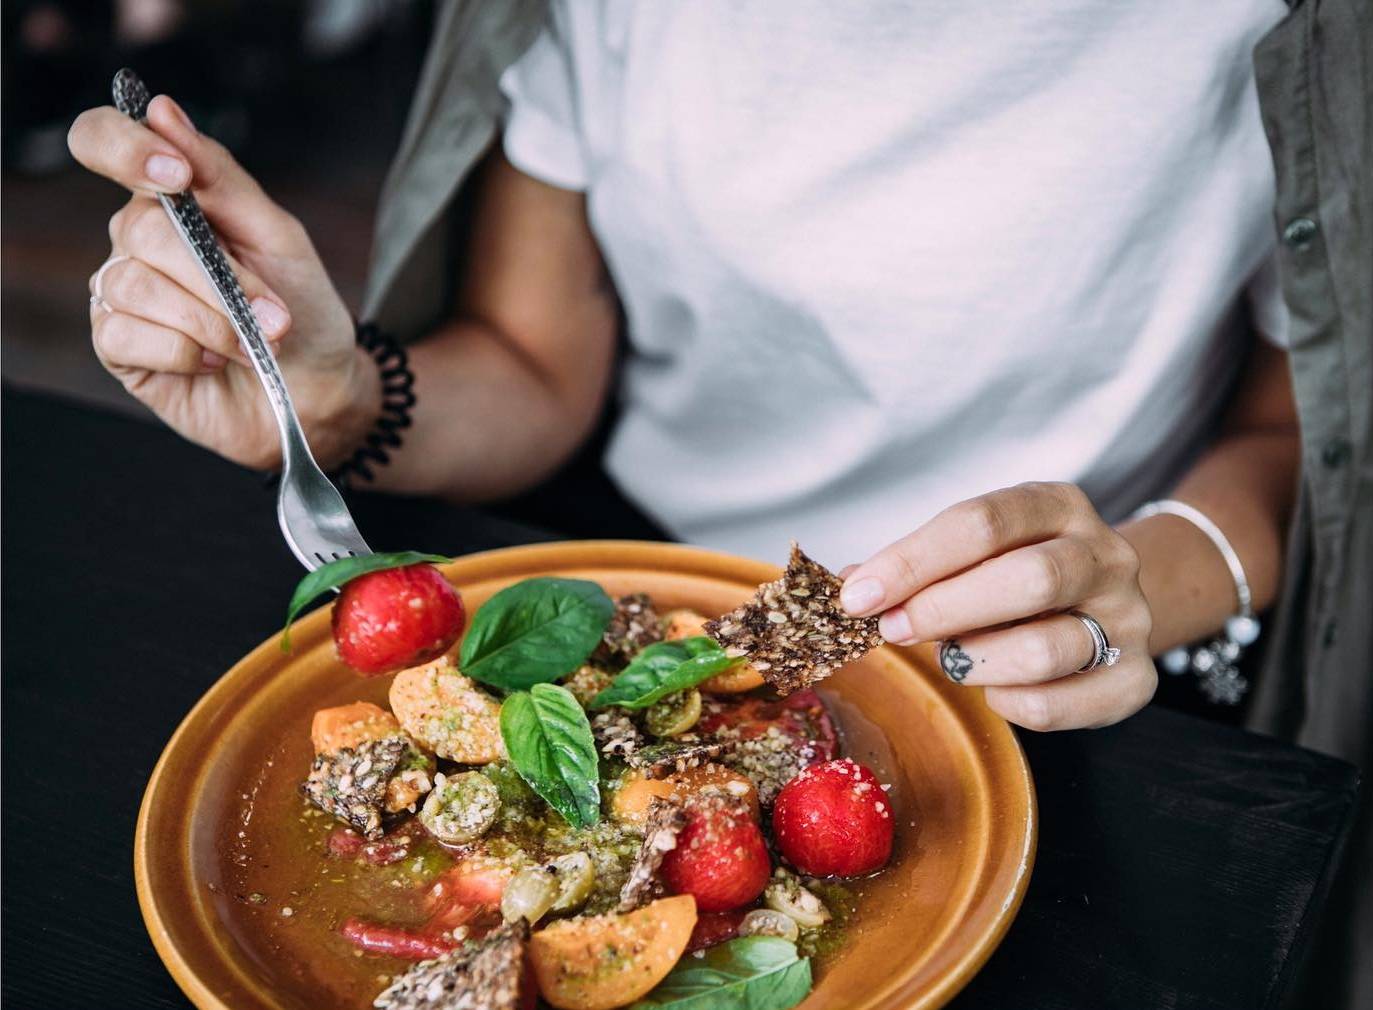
[1246,251,1290,348]
[499,12,589,192]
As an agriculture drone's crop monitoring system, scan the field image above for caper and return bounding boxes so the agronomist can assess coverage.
[765,870,831,928]
[418,771,500,845]
[500,865,559,924]
[739,908,800,943]
[644,689,702,737]
[546,851,596,913]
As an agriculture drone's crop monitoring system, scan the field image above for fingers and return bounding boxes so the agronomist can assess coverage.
[70,96,306,253]
[67,105,192,195]
[983,658,1157,731]
[142,95,305,251]
[106,198,291,340]
[91,304,226,375]
[841,482,1094,618]
[878,535,1104,644]
[936,613,1097,687]
[89,255,260,363]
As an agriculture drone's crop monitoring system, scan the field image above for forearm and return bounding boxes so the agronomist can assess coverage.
[1118,429,1299,652]
[325,317,608,502]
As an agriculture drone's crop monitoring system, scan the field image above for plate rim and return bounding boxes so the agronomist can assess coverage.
[134,539,1036,1010]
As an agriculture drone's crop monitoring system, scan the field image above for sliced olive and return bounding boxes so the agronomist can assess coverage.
[500,865,558,924]
[546,851,596,913]
[765,871,831,928]
[644,689,702,737]
[739,908,800,943]
[418,771,500,845]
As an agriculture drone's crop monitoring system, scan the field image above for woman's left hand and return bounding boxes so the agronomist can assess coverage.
[840,482,1157,731]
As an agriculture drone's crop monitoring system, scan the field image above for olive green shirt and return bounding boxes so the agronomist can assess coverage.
[360,3,1371,1002]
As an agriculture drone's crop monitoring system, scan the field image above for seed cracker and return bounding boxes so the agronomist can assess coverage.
[591,709,643,761]
[628,737,732,779]
[617,799,686,912]
[373,920,529,1010]
[592,593,664,669]
[301,735,411,840]
[704,541,883,695]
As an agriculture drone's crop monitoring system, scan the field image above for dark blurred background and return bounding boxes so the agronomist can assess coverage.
[2,0,434,412]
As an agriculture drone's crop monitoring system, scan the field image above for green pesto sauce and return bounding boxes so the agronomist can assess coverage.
[797,879,859,960]
[474,763,641,913]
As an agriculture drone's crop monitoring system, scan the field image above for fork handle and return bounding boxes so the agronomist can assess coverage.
[111,69,317,474]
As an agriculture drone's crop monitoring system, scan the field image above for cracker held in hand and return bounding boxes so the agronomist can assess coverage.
[704,541,883,695]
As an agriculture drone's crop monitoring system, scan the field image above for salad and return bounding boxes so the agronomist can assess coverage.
[247,547,893,1010]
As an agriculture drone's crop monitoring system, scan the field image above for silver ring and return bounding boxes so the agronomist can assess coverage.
[1071,610,1121,672]
[92,254,131,302]
[89,294,111,314]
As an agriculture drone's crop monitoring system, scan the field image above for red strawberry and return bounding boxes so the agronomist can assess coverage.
[332,564,466,676]
[772,758,894,877]
[661,796,771,912]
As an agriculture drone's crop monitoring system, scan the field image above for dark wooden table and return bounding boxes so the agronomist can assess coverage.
[1,388,1359,1010]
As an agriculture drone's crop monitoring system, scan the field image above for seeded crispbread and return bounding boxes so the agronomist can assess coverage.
[617,798,686,912]
[301,735,411,840]
[628,737,733,779]
[592,593,665,669]
[590,709,643,761]
[373,920,529,1010]
[704,541,883,695]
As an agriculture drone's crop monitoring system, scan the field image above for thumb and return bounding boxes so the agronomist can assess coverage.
[143,95,301,254]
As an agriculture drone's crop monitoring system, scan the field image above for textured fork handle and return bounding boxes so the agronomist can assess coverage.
[112,68,311,465]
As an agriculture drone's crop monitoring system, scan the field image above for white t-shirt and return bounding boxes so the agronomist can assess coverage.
[500,0,1288,568]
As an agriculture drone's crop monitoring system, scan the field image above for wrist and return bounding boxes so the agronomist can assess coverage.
[1117,513,1237,654]
[301,342,384,471]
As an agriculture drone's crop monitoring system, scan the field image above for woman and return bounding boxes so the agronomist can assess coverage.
[65,1,1300,736]
[65,4,1373,1001]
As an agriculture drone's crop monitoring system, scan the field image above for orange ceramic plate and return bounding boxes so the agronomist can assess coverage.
[135,541,1035,1010]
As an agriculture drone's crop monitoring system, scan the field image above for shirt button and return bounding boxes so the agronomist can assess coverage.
[1320,437,1352,468]
[1283,217,1318,249]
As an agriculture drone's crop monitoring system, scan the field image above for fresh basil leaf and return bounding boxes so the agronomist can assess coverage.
[630,937,812,1010]
[460,577,614,690]
[280,550,450,650]
[589,637,737,710]
[499,683,601,829]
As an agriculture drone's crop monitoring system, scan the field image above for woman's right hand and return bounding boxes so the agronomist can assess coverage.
[67,94,379,470]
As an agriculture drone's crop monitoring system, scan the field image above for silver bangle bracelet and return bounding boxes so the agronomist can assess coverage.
[1130,498,1259,705]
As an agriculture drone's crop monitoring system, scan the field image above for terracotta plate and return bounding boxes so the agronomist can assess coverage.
[135,541,1035,1010]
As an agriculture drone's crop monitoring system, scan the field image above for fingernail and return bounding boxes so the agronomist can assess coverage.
[200,350,227,371]
[165,97,197,133]
[251,297,290,336]
[878,609,914,643]
[841,577,883,614]
[145,153,189,189]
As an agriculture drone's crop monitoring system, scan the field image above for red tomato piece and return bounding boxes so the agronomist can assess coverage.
[661,796,771,912]
[326,826,412,866]
[686,909,747,952]
[332,564,466,676]
[339,917,458,960]
[697,688,838,762]
[772,758,894,877]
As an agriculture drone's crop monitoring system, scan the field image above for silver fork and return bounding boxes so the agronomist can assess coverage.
[113,69,372,571]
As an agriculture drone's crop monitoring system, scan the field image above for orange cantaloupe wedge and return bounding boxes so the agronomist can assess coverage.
[310,701,399,754]
[661,609,766,694]
[529,895,697,1010]
[610,765,760,827]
